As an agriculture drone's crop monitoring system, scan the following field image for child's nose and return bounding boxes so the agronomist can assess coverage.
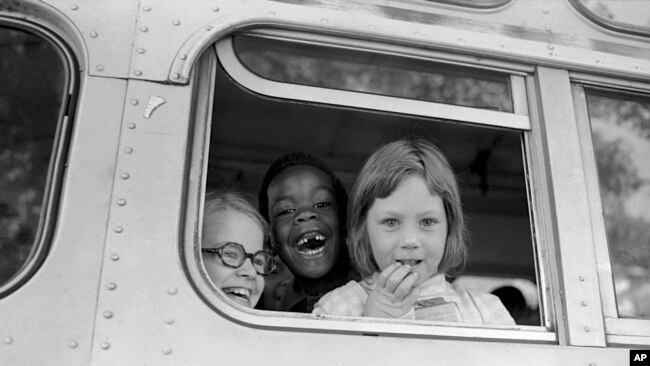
[236,258,258,278]
[294,207,318,223]
[401,227,420,248]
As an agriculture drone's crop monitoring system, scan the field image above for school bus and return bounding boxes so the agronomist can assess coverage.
[1,0,649,365]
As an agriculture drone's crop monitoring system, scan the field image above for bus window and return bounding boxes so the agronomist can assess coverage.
[204,34,544,329]
[584,89,650,319]
[571,0,650,38]
[0,26,69,289]
[233,35,513,113]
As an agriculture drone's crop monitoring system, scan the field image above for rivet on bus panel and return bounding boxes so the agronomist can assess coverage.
[165,317,175,325]
[581,300,588,307]
[103,311,114,319]
[107,282,117,290]
[121,172,130,180]
[163,347,172,355]
[100,342,110,350]
[114,226,124,233]
[69,340,79,349]
[140,26,149,33]
[131,99,139,106]
[96,65,105,71]
[168,287,178,295]
[137,48,146,54]
[127,122,136,129]
[584,326,590,332]
[111,253,120,261]
[117,199,127,206]
[134,70,143,76]
[173,20,181,26]
[172,73,180,80]
[124,147,134,154]
[179,54,187,60]
[70,4,78,10]
[3,336,13,345]
[579,275,585,281]
[143,6,151,12]
[212,7,220,12]
[90,32,98,38]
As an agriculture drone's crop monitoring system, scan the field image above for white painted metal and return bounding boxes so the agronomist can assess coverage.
[533,67,605,347]
[0,75,127,365]
[1,0,649,365]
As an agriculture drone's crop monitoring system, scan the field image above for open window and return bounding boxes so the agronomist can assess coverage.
[0,22,75,296]
[189,30,554,342]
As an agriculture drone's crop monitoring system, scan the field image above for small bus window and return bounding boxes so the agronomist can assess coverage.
[234,35,513,113]
[572,0,650,38]
[205,35,543,330]
[585,89,650,319]
[0,26,68,288]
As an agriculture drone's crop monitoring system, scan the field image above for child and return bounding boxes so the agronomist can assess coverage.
[202,190,274,309]
[258,153,360,312]
[313,139,514,325]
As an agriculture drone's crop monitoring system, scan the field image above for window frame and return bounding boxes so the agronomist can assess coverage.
[570,75,650,346]
[184,29,561,344]
[0,19,77,298]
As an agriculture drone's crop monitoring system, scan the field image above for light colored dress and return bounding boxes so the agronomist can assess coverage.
[313,273,515,325]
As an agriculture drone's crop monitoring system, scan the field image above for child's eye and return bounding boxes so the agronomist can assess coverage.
[421,218,437,227]
[275,208,295,217]
[314,202,330,209]
[382,219,398,227]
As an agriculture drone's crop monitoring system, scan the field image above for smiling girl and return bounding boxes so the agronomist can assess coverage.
[202,190,274,308]
[258,153,359,312]
[313,139,514,325]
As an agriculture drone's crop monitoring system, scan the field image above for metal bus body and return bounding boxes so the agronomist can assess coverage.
[1,0,649,365]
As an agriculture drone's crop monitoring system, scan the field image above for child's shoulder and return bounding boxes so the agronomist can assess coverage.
[312,280,366,316]
[449,282,515,325]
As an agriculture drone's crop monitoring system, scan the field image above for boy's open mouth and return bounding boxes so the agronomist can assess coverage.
[396,259,422,266]
[222,287,252,305]
[295,231,328,256]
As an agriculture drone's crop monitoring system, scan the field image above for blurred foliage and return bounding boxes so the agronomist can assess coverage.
[587,92,650,318]
[0,27,64,285]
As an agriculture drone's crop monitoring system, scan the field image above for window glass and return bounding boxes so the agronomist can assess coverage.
[574,0,650,37]
[0,27,66,286]
[234,35,513,113]
[585,89,650,318]
[211,48,540,325]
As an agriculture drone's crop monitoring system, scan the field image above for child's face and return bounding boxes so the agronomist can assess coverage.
[202,209,265,308]
[266,165,340,279]
[366,174,448,287]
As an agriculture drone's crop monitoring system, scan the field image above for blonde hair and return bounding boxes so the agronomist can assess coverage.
[204,189,270,249]
[348,138,467,278]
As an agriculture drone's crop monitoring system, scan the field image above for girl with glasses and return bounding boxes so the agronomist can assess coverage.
[202,190,274,308]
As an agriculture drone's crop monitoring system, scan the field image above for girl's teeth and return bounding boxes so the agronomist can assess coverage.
[301,246,325,256]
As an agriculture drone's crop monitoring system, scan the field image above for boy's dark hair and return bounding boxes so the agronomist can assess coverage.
[258,152,348,230]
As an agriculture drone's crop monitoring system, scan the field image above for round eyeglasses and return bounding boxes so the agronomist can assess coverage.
[201,242,276,276]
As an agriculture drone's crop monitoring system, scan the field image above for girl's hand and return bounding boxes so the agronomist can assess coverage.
[363,262,420,318]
